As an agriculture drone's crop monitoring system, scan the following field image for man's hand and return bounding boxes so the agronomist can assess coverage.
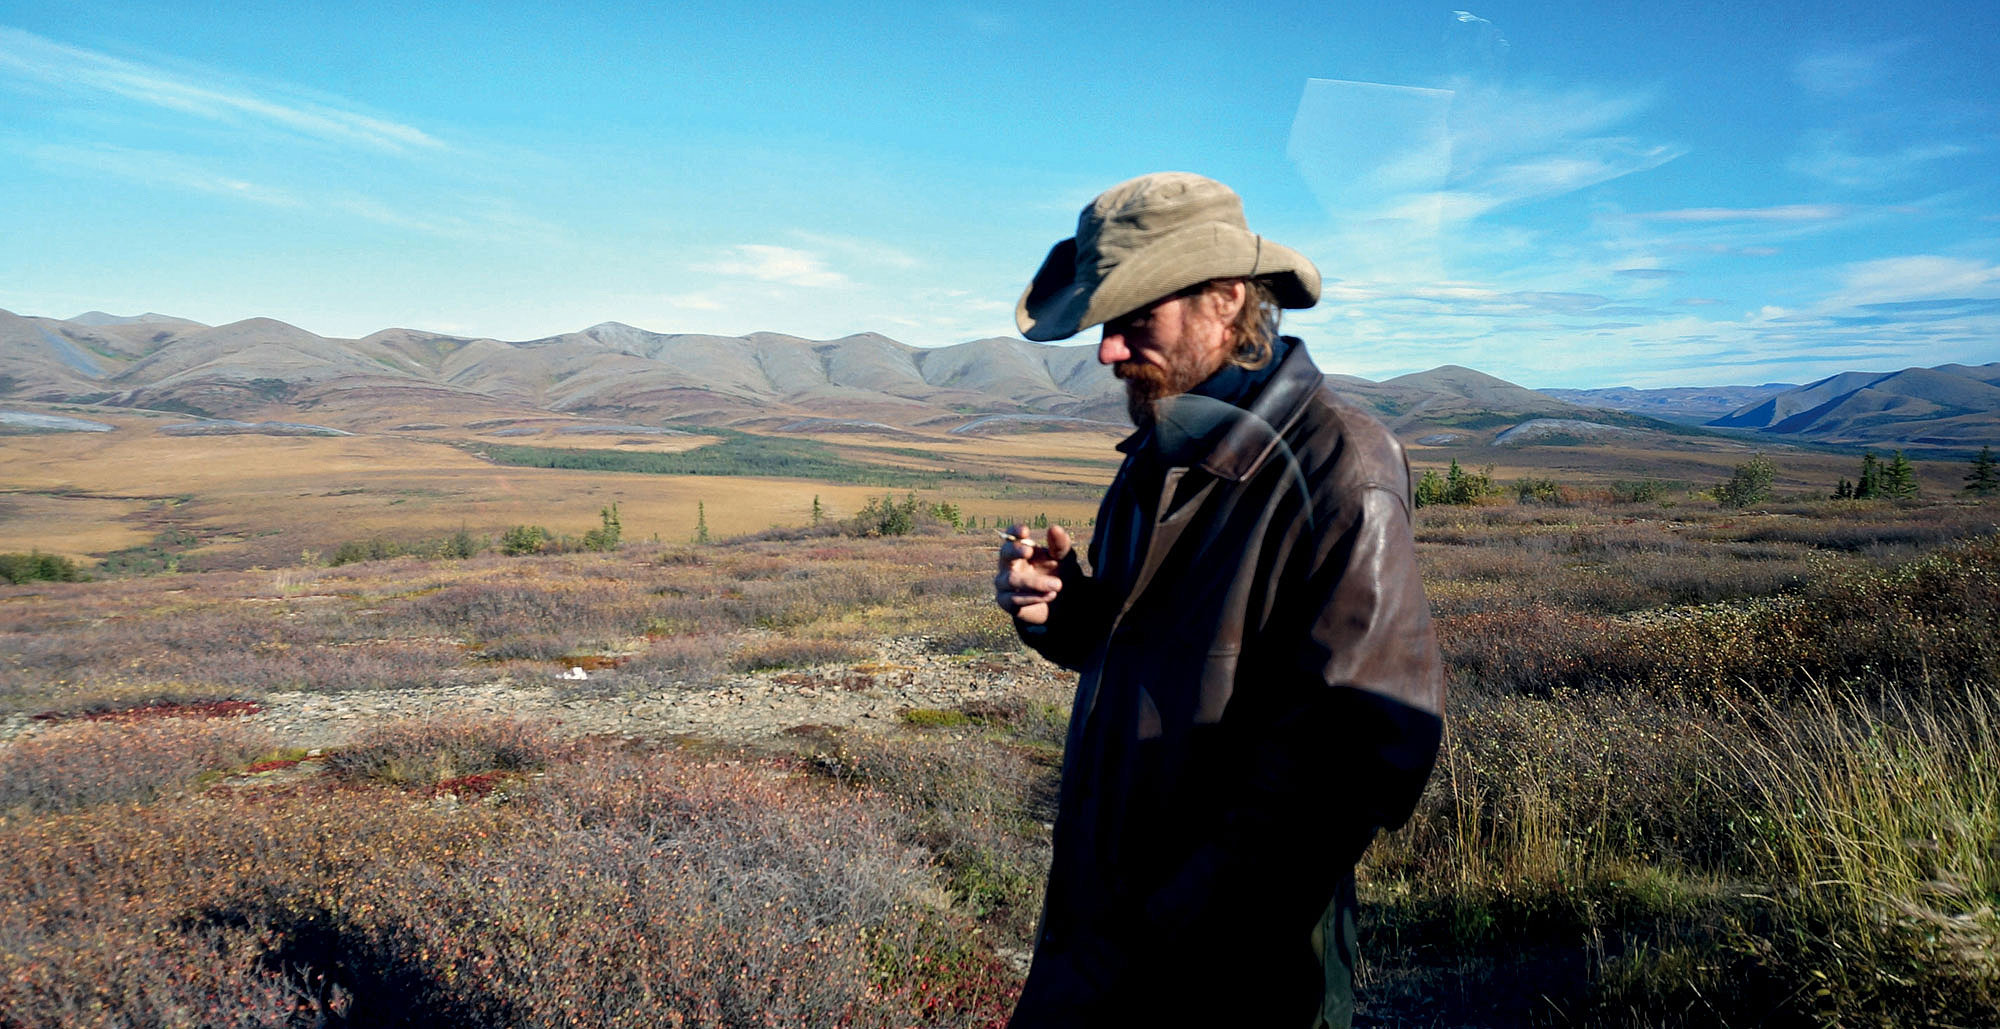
[993,523,1072,625]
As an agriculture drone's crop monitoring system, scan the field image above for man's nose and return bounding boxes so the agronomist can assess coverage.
[1098,330,1130,366]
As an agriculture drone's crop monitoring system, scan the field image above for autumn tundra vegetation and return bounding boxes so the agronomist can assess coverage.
[2,459,1998,1027]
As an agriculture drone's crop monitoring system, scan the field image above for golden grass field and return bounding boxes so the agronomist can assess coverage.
[0,417,1120,569]
[3,401,1997,1026]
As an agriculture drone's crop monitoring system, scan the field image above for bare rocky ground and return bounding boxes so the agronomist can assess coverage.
[0,636,1075,752]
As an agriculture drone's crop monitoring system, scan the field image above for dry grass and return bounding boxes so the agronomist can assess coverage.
[2,477,1996,1025]
[0,728,1016,1028]
[0,534,1025,717]
[1359,514,2000,1026]
[0,716,271,815]
[0,427,1108,569]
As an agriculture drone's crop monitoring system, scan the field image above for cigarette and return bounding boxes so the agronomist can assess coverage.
[997,530,1038,548]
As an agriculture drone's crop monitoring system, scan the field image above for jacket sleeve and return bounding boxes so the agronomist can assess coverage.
[1279,480,1445,830]
[1013,544,1113,672]
[1127,480,1444,969]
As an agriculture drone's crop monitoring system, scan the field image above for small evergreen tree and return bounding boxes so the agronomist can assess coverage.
[1413,468,1446,508]
[445,524,481,559]
[1855,452,1882,499]
[1514,476,1561,505]
[1715,453,1776,509]
[811,495,825,525]
[1833,478,1853,500]
[1964,445,1999,497]
[693,502,710,544]
[499,525,550,555]
[582,502,622,551]
[1882,451,1919,500]
[928,500,963,529]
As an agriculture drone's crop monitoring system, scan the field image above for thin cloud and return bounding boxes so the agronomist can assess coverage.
[702,244,851,288]
[665,292,724,312]
[1290,78,1680,225]
[1790,130,1972,188]
[788,231,920,270]
[0,25,441,153]
[1638,204,1851,222]
[1615,268,1684,280]
[22,141,305,209]
[1833,255,2000,307]
[9,140,543,238]
[1792,40,1910,96]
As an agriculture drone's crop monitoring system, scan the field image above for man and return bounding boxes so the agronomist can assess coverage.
[993,172,1444,1028]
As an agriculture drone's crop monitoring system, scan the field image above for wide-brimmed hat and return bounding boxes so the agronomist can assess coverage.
[1016,172,1321,342]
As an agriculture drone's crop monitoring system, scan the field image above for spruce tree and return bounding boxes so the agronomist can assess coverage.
[1856,452,1881,499]
[1965,445,1999,497]
[1883,451,1918,500]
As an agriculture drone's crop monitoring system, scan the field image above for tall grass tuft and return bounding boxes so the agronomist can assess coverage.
[1715,681,2000,1023]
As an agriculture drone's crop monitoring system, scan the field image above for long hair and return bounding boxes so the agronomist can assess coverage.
[1200,278,1281,370]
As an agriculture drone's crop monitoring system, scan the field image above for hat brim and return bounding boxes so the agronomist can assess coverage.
[1016,226,1320,342]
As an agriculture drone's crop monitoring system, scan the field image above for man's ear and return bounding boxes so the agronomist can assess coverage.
[1211,279,1249,323]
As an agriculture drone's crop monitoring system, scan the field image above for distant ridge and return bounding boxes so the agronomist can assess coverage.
[2,308,1990,449]
[1539,383,1795,424]
[1708,363,2000,449]
[67,311,206,327]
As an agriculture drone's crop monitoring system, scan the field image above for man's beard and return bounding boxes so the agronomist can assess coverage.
[1117,352,1218,429]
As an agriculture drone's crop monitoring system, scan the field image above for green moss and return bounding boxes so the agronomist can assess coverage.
[897,707,973,728]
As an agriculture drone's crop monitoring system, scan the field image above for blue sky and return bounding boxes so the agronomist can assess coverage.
[2,1,1995,388]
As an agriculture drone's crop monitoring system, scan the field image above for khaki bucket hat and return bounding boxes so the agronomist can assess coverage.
[1016,172,1321,342]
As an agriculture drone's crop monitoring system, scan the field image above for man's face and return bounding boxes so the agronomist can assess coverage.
[1098,285,1235,428]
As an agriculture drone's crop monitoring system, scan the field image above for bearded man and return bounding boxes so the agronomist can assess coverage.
[993,172,1445,1028]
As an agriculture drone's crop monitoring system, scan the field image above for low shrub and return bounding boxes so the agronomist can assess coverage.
[0,551,82,584]
[0,738,1014,1029]
[0,718,269,814]
[921,606,1024,655]
[616,634,732,685]
[498,524,550,555]
[326,719,557,789]
[729,636,872,672]
[329,528,484,566]
[801,729,1054,939]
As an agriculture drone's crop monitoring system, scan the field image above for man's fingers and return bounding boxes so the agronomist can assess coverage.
[1046,524,1071,560]
[994,564,1061,597]
[998,524,1037,566]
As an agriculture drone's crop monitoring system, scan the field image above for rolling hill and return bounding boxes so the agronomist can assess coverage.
[1708,363,2000,449]
[2,308,1990,450]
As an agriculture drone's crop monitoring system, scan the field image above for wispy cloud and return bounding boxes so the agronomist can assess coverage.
[701,244,851,288]
[9,139,555,240]
[21,141,304,208]
[1789,130,1972,188]
[0,25,440,152]
[1289,78,1680,228]
[787,231,919,270]
[1636,204,1852,223]
[1792,40,1910,96]
[664,292,724,312]
[1831,255,2000,307]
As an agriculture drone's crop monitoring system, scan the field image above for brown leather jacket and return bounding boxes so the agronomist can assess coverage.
[1011,339,1444,1027]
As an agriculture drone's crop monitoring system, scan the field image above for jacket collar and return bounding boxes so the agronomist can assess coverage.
[1116,337,1322,482]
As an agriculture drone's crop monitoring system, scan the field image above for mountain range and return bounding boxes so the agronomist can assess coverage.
[2,309,1993,451]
